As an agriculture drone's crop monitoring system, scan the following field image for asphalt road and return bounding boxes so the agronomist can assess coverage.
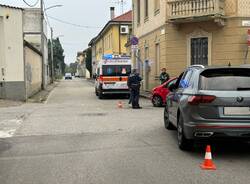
[1,78,250,184]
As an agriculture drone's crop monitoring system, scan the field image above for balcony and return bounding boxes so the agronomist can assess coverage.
[167,0,225,23]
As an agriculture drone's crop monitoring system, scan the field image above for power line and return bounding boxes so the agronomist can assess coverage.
[47,15,102,29]
[22,0,40,7]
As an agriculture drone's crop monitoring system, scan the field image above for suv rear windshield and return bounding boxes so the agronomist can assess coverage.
[199,68,250,91]
[102,65,131,76]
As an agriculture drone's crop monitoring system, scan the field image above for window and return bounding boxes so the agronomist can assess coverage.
[191,37,208,66]
[199,68,250,91]
[102,65,131,76]
[155,44,160,75]
[144,0,149,19]
[166,79,177,88]
[144,46,149,60]
[137,0,141,24]
[154,0,160,13]
[179,70,193,88]
[97,68,100,76]
[110,33,112,49]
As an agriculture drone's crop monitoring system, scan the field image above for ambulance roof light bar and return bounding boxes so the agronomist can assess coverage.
[103,54,130,60]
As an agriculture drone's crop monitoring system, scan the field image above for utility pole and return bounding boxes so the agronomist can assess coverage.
[116,0,125,14]
[121,0,124,14]
[50,27,54,83]
[40,0,45,89]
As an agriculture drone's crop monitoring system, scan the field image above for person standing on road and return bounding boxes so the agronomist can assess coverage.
[127,69,142,109]
[159,68,170,84]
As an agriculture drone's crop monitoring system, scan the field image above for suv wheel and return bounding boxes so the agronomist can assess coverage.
[164,106,175,130]
[177,114,193,151]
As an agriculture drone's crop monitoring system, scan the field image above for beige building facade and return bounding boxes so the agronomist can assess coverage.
[89,8,132,74]
[133,0,250,91]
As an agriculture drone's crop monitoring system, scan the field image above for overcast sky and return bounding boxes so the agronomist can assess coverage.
[0,0,132,64]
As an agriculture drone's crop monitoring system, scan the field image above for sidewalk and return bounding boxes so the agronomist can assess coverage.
[140,90,151,99]
[28,81,59,103]
[0,100,23,108]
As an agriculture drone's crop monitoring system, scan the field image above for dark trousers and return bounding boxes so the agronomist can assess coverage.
[131,89,140,107]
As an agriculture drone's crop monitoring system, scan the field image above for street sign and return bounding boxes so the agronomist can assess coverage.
[131,36,139,45]
[131,45,138,52]
[242,20,250,27]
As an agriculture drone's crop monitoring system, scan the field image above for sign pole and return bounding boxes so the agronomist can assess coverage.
[131,36,139,70]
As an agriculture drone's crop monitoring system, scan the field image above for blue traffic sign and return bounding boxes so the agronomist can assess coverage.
[131,36,139,45]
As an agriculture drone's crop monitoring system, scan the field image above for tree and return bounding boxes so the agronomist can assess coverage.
[64,62,77,74]
[69,62,78,74]
[85,48,92,76]
[48,38,66,78]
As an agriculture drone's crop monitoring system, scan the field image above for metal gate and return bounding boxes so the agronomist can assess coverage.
[191,37,208,66]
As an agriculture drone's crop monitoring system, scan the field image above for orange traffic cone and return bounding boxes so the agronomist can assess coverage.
[200,145,216,170]
[117,101,123,108]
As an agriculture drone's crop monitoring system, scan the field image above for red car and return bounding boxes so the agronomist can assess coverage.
[151,78,177,107]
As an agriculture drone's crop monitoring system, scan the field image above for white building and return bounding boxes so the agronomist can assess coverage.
[23,8,50,88]
[0,5,43,100]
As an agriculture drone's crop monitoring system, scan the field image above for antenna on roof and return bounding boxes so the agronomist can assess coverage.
[109,0,127,14]
[116,0,126,14]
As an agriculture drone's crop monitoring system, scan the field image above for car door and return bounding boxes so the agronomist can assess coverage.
[168,70,194,126]
[163,79,177,103]
[168,74,184,125]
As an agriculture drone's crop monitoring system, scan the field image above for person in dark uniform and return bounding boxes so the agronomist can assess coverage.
[127,69,142,109]
[159,68,170,84]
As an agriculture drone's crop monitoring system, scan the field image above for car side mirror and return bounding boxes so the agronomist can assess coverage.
[168,83,177,92]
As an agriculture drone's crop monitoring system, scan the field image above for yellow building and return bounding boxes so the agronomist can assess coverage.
[133,0,250,91]
[89,8,132,73]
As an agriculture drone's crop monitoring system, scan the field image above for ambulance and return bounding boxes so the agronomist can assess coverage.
[94,55,132,99]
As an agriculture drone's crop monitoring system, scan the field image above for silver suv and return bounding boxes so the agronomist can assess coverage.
[164,65,250,150]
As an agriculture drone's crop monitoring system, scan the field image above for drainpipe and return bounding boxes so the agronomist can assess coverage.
[119,23,121,55]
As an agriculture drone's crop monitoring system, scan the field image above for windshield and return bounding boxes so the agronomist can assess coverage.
[199,68,250,91]
[102,65,131,76]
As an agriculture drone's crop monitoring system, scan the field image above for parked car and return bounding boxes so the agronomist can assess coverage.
[65,73,72,80]
[151,78,177,107]
[164,65,250,150]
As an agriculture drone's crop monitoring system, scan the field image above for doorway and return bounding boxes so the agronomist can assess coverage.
[0,17,5,99]
[0,68,5,99]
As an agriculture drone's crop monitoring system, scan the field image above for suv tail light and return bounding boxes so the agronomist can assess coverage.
[188,95,216,105]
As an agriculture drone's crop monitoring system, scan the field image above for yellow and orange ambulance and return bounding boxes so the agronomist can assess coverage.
[94,55,131,99]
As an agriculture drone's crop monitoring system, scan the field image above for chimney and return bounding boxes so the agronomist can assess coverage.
[110,7,115,20]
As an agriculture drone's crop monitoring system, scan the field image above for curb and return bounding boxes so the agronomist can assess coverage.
[140,93,151,99]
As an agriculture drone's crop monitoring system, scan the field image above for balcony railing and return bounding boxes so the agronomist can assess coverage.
[167,0,225,21]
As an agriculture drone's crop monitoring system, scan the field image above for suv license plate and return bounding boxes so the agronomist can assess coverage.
[224,107,250,115]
